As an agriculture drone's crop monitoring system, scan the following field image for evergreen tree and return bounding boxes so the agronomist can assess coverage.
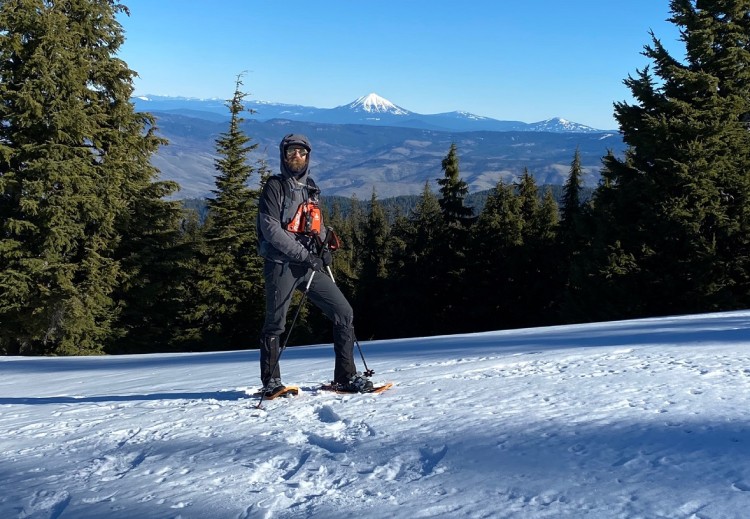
[164,207,207,348]
[352,189,389,339]
[325,196,360,301]
[437,143,475,228]
[532,187,562,321]
[581,0,750,319]
[345,193,366,276]
[557,149,593,322]
[384,182,443,338]
[559,148,585,248]
[511,171,562,327]
[466,180,524,331]
[0,0,178,355]
[538,188,560,240]
[516,168,540,232]
[325,193,363,307]
[360,190,390,281]
[435,143,475,332]
[109,180,184,354]
[188,75,264,350]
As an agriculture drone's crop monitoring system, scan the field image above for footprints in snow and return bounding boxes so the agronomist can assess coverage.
[243,401,450,517]
[419,444,449,476]
[315,404,342,424]
[18,490,71,519]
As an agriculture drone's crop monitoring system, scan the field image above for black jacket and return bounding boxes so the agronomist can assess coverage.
[257,134,328,264]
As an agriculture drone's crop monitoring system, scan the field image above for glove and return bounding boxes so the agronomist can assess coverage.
[307,254,324,272]
[321,249,332,267]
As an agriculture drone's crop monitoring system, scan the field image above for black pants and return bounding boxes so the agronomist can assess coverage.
[260,261,356,385]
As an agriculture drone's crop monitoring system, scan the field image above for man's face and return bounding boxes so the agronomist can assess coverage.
[284,146,308,174]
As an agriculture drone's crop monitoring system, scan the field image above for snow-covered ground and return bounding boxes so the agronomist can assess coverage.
[2,311,750,518]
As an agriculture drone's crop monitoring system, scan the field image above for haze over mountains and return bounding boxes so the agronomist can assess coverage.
[133,93,625,199]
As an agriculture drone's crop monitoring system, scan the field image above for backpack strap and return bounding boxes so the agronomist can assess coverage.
[275,175,319,227]
[259,174,319,226]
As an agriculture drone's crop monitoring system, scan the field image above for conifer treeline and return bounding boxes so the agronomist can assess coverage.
[2,0,750,355]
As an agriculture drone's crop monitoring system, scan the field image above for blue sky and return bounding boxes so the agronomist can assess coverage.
[117,1,683,130]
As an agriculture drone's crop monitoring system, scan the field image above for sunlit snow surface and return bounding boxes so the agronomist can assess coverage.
[2,311,750,518]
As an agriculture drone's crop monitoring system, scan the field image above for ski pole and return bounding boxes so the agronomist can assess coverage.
[257,270,316,409]
[324,262,374,378]
[318,227,339,286]
[354,336,374,377]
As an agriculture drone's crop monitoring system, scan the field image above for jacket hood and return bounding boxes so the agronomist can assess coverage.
[279,133,311,179]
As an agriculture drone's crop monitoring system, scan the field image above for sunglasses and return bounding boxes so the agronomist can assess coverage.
[285,147,309,158]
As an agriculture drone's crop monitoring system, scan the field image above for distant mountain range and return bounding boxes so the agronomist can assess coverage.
[133,92,611,134]
[132,93,625,200]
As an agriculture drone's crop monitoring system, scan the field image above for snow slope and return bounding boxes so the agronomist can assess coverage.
[2,311,750,518]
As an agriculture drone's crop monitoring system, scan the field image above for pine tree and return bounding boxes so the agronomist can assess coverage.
[345,193,366,279]
[582,0,750,318]
[466,180,523,331]
[559,148,585,248]
[516,168,540,233]
[164,206,207,349]
[437,143,475,229]
[323,201,351,281]
[435,143,475,332]
[511,171,561,327]
[188,75,264,350]
[383,182,443,338]
[325,196,360,301]
[352,189,390,339]
[109,180,184,354]
[361,190,389,281]
[0,0,178,355]
[533,187,562,321]
[557,149,594,322]
[538,188,560,240]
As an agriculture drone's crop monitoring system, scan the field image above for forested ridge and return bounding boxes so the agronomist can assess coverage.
[3,0,750,356]
[180,184,594,227]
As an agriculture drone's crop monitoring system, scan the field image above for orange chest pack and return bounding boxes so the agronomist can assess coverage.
[286,201,322,235]
[260,175,342,252]
[273,175,322,236]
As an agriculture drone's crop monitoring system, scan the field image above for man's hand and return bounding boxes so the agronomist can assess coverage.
[307,254,325,272]
[321,249,332,267]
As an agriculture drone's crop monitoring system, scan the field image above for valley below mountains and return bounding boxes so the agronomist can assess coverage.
[137,94,627,199]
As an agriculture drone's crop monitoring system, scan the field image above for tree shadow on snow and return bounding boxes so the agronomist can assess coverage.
[0,389,251,406]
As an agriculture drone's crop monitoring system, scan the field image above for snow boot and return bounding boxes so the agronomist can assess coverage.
[339,372,374,393]
[262,377,286,397]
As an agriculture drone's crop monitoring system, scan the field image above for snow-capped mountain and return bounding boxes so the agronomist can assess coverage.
[312,93,418,126]
[344,93,412,116]
[528,117,599,133]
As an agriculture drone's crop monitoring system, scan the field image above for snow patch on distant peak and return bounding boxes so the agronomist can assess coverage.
[455,111,488,121]
[347,93,411,115]
[530,117,600,133]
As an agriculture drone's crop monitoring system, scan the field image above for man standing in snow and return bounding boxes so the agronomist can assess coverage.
[256,134,373,397]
